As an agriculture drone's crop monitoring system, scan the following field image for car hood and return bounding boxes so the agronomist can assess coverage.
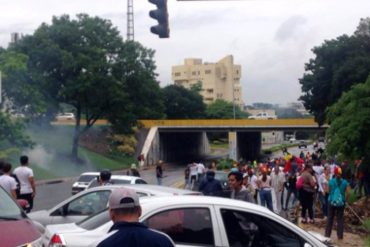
[0,219,41,247]
[28,210,50,226]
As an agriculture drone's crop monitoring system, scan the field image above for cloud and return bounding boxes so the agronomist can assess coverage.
[275,16,307,42]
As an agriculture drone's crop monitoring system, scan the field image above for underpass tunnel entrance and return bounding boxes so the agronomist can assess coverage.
[237,132,261,161]
[159,132,208,163]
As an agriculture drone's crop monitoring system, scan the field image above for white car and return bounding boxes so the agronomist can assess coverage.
[29,184,199,227]
[71,172,100,195]
[56,112,75,121]
[86,175,147,189]
[44,196,330,247]
[248,112,277,120]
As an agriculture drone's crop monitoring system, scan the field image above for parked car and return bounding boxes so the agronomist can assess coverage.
[29,184,200,227]
[72,172,100,195]
[0,186,44,247]
[43,196,330,247]
[86,175,147,189]
[298,140,308,149]
[55,112,75,121]
[248,112,277,120]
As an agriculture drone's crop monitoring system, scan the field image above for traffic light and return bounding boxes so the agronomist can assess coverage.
[148,0,170,38]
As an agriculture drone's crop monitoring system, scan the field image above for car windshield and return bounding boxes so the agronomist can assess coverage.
[0,187,24,220]
[77,209,110,230]
[215,172,228,182]
[78,175,98,183]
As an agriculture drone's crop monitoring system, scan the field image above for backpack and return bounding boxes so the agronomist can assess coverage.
[296,176,304,190]
[329,180,344,207]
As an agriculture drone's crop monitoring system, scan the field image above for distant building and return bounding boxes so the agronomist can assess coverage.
[171,55,243,107]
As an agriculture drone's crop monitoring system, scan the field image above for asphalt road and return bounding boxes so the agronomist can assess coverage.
[33,163,185,211]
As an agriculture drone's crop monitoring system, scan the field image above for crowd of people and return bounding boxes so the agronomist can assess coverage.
[185,148,369,241]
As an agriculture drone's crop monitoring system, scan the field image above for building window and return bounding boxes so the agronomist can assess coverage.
[207,89,214,93]
[205,70,211,74]
[192,71,196,75]
[174,72,181,76]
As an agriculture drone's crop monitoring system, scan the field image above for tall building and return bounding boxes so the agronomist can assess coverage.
[171,55,243,107]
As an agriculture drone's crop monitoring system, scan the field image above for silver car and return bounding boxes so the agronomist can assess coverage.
[71,172,100,195]
[29,184,199,227]
[44,196,330,247]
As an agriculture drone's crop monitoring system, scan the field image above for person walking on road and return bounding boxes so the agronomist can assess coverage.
[96,187,175,247]
[0,162,18,199]
[299,164,316,224]
[127,164,140,177]
[325,167,350,241]
[271,164,285,213]
[99,170,113,186]
[198,170,223,196]
[228,171,255,203]
[14,155,36,213]
[257,167,273,211]
[156,161,164,185]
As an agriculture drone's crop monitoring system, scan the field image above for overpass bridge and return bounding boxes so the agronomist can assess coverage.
[137,119,327,167]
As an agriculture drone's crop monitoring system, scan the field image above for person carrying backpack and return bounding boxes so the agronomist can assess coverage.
[325,167,350,241]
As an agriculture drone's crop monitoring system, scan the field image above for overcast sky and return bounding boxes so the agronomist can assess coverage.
[0,0,369,106]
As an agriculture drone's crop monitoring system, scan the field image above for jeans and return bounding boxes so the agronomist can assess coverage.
[157,177,162,185]
[325,204,345,239]
[259,189,273,211]
[318,192,328,217]
[285,188,298,209]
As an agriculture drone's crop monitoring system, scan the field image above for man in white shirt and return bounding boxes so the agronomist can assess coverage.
[196,162,205,183]
[14,155,35,212]
[0,162,17,199]
[271,164,285,213]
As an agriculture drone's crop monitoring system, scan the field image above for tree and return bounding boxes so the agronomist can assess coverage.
[326,76,370,167]
[110,41,165,133]
[0,112,33,158]
[162,84,205,119]
[299,19,370,125]
[206,99,247,119]
[0,51,48,118]
[12,14,163,160]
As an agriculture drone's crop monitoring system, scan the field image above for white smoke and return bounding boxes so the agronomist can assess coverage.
[24,144,55,170]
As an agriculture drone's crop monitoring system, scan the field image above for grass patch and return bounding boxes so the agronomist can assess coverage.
[210,142,229,149]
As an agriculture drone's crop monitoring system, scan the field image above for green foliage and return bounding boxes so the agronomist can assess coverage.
[206,99,247,119]
[162,84,206,119]
[0,112,33,152]
[217,158,233,170]
[299,18,370,125]
[326,76,370,168]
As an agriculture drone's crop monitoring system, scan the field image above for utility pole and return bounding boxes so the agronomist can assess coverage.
[127,0,134,41]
